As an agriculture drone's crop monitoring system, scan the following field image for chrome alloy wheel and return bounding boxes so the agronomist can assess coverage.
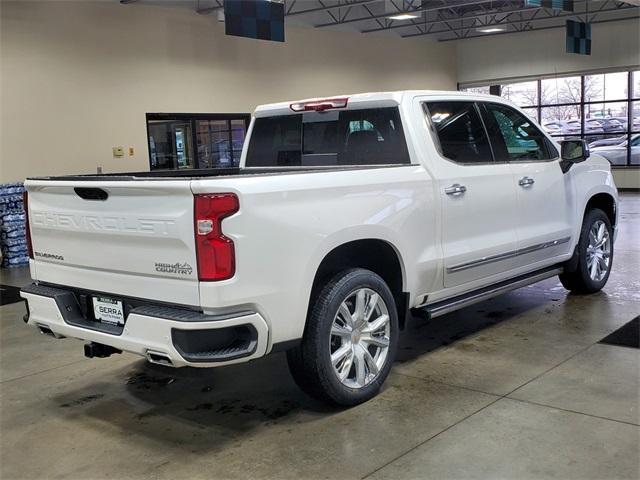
[586,219,611,282]
[329,288,391,389]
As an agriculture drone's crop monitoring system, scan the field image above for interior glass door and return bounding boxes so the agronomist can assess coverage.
[147,114,250,170]
[147,119,195,169]
[196,119,232,168]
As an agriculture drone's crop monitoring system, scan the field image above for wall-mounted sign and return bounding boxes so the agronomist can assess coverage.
[566,20,591,55]
[224,0,285,42]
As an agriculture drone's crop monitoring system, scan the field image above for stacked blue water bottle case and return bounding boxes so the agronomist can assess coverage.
[0,183,29,268]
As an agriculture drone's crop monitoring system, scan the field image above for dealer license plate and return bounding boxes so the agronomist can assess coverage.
[93,296,125,325]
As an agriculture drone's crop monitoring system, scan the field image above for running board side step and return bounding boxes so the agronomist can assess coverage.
[415,266,563,319]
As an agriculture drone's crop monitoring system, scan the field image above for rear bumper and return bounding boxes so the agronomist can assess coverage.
[20,283,269,368]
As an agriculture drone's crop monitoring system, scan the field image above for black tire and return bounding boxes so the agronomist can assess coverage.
[559,208,613,294]
[287,268,399,406]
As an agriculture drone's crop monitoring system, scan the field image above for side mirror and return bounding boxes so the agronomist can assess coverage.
[560,139,590,173]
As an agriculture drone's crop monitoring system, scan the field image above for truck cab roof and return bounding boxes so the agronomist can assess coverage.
[253,90,503,117]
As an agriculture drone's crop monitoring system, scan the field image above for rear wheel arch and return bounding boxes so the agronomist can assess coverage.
[308,239,408,329]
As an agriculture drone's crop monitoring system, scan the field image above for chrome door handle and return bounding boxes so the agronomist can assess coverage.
[518,176,535,187]
[445,184,467,196]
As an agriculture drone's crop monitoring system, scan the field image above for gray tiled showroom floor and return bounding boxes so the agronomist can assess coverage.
[1,194,638,480]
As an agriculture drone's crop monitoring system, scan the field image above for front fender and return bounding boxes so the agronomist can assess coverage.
[569,154,619,239]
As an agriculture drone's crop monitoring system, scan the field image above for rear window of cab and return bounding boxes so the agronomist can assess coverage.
[245,107,410,167]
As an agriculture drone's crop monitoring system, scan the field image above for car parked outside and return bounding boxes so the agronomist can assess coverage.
[591,134,640,165]
[559,119,605,138]
[610,116,640,132]
[561,119,582,137]
[589,135,627,148]
[584,120,606,138]
[543,119,605,140]
[542,121,563,136]
[591,118,625,134]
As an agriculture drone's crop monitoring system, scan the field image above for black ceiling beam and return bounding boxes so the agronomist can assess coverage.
[192,0,383,17]
[362,5,539,33]
[402,4,635,38]
[287,0,381,17]
[437,13,639,41]
[314,0,495,28]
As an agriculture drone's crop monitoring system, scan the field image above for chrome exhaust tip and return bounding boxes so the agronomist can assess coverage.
[146,350,174,367]
[36,323,65,339]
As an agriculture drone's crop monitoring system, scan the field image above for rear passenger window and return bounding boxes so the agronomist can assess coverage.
[482,103,555,161]
[245,107,410,167]
[424,102,493,164]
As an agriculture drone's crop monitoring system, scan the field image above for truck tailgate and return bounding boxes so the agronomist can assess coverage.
[26,180,200,306]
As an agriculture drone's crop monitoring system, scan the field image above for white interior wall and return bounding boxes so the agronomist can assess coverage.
[612,169,640,189]
[1,2,638,188]
[0,0,456,182]
[456,18,640,86]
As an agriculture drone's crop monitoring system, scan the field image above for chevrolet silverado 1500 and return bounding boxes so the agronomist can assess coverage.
[21,91,618,405]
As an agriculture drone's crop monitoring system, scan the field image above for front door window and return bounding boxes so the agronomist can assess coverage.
[481,103,557,162]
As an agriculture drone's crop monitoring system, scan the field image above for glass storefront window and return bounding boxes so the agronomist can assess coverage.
[461,86,491,95]
[501,81,538,107]
[460,70,638,165]
[147,120,195,170]
[632,101,640,132]
[584,71,629,102]
[590,134,639,166]
[521,107,539,123]
[147,114,250,170]
[231,119,248,162]
[541,105,581,139]
[584,102,628,137]
[541,76,582,106]
[197,119,233,168]
[631,134,640,165]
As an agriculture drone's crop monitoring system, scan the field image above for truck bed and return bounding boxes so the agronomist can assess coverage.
[24,163,418,308]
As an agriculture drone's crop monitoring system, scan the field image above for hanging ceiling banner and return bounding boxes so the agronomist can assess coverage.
[525,0,574,11]
[566,20,591,55]
[224,0,285,42]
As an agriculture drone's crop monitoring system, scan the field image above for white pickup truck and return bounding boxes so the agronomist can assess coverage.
[21,91,618,405]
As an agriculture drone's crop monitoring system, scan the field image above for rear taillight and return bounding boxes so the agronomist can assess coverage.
[194,193,239,281]
[23,191,33,259]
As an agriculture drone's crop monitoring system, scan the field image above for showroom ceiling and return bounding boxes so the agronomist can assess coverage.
[120,0,640,41]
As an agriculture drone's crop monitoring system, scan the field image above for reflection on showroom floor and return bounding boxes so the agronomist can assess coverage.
[1,194,638,480]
